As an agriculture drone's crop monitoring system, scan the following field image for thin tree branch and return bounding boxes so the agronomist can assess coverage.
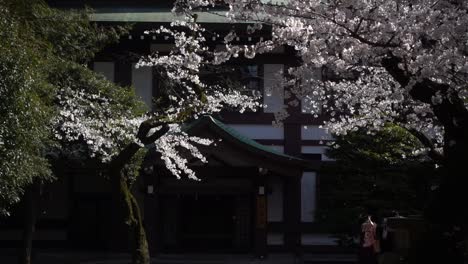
[405,127,444,163]
[137,120,171,145]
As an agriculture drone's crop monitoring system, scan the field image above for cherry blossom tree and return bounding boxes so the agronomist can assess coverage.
[3,1,259,263]
[53,18,259,263]
[171,0,468,262]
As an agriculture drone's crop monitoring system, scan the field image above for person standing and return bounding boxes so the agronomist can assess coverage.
[359,215,378,264]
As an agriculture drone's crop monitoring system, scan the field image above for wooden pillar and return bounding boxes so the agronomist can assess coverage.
[283,121,302,254]
[114,60,132,87]
[284,174,301,253]
[254,172,268,258]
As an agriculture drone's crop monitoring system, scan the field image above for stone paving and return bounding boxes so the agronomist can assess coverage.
[0,249,357,264]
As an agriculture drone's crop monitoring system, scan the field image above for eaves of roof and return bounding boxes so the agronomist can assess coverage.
[185,115,319,170]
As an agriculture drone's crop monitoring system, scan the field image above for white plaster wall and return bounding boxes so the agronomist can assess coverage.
[264,145,284,153]
[301,125,333,140]
[267,233,284,245]
[267,176,283,222]
[132,64,153,109]
[228,124,284,139]
[301,146,334,161]
[263,64,284,113]
[301,171,317,222]
[93,62,114,82]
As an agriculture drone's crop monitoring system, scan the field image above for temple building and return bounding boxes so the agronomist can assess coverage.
[0,0,339,257]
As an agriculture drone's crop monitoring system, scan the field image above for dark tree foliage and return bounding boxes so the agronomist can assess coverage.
[0,0,129,214]
[0,1,154,263]
[316,125,438,243]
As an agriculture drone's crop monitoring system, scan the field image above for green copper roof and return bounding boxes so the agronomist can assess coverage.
[209,117,298,159]
[186,116,306,165]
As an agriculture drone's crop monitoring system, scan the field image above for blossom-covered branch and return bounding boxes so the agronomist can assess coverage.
[172,0,468,159]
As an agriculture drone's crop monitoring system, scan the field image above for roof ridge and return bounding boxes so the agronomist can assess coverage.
[206,116,304,162]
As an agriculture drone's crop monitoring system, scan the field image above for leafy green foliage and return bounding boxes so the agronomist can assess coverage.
[0,1,54,214]
[0,0,137,214]
[327,125,427,166]
[316,125,438,238]
[4,0,126,63]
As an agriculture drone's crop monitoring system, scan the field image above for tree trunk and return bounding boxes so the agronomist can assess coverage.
[382,55,468,263]
[19,180,41,264]
[427,109,468,264]
[112,171,150,264]
[109,142,150,264]
[107,123,169,264]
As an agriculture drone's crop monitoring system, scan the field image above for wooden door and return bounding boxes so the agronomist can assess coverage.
[234,195,252,251]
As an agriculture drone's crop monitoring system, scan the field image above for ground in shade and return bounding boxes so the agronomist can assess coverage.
[0,249,357,264]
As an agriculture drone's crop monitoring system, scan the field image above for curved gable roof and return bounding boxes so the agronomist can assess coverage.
[185,116,319,171]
